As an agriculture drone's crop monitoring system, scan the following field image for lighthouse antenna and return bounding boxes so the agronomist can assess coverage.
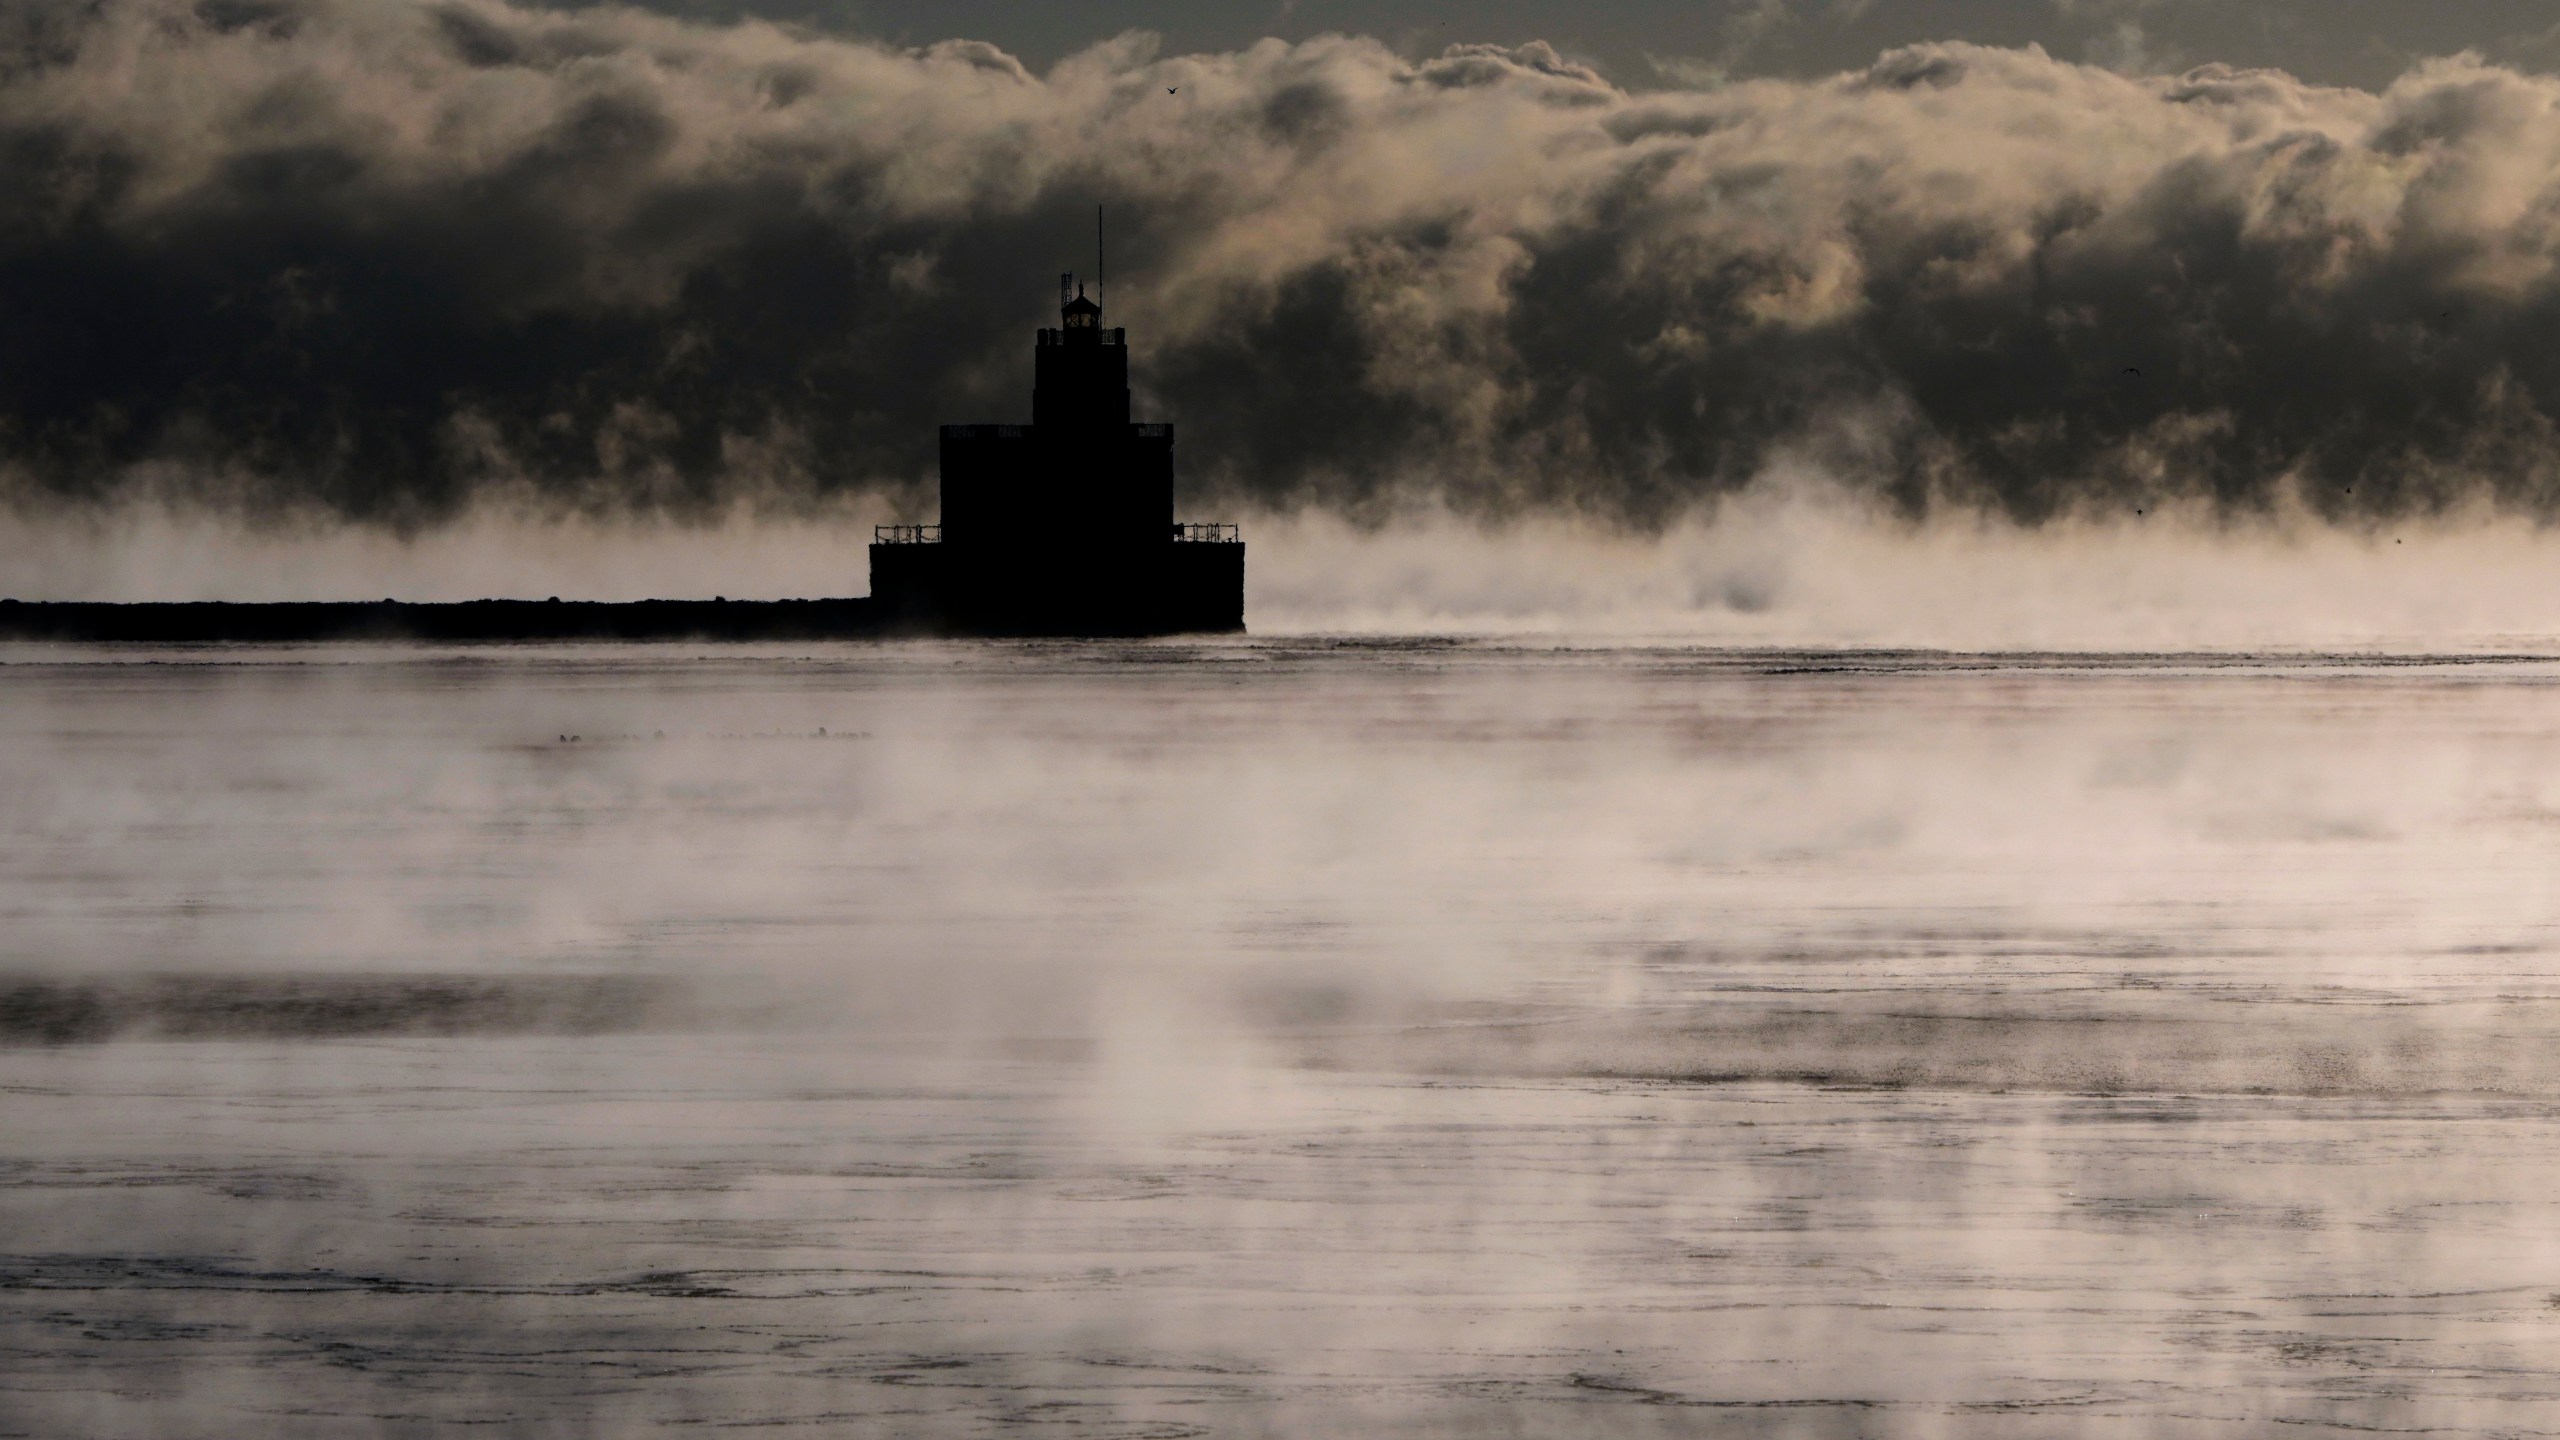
[1097,205,1105,319]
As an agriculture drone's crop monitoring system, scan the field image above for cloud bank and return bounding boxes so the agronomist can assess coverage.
[13,0,2560,528]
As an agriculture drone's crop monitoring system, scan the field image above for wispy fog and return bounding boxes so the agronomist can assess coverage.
[1249,482,2560,647]
[17,4,2560,1430]
[19,479,2560,649]
[6,644,2560,1432]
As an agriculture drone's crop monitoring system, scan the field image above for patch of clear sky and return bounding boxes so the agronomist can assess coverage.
[568,0,2560,92]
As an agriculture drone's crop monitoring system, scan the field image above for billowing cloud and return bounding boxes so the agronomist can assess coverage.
[10,0,2560,528]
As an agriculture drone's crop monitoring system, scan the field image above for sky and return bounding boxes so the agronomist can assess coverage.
[608,0,2560,95]
[14,0,2560,538]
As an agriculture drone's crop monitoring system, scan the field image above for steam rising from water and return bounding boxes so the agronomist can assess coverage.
[1246,485,2560,647]
[17,481,2560,649]
[8,640,2560,1073]
[8,645,2560,1431]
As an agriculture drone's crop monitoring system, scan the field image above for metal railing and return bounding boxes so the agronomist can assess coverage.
[880,523,1232,544]
[1132,423,1172,438]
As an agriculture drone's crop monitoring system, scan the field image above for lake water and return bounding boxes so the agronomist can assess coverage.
[7,639,2560,1437]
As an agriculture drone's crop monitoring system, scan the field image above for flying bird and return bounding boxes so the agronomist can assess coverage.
[2123,367,2143,377]
[1168,86,1178,94]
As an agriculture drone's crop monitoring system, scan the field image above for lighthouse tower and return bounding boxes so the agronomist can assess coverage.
[868,276,1244,635]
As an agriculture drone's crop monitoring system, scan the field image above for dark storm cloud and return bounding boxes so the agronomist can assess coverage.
[12,1,2560,526]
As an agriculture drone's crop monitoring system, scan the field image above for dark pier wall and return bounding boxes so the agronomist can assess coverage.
[0,598,890,643]
[0,567,1240,642]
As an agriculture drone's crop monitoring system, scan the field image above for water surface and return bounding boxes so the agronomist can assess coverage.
[6,639,2560,1436]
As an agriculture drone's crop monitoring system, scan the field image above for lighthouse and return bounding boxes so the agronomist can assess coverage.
[868,275,1245,635]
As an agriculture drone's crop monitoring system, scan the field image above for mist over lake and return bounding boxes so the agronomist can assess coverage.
[30,0,2560,1429]
[7,638,2560,1437]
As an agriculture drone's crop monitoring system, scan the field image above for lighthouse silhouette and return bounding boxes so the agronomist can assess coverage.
[867,264,1245,636]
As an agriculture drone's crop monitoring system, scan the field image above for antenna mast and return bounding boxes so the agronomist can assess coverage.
[1097,205,1105,318]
